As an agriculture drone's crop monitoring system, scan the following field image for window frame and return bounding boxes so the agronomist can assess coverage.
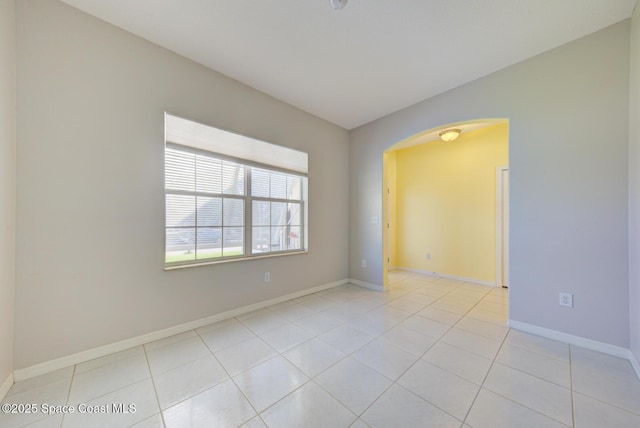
[164,142,308,270]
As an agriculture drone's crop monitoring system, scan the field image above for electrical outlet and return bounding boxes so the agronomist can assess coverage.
[264,272,271,283]
[361,259,367,268]
[426,253,431,260]
[559,292,573,307]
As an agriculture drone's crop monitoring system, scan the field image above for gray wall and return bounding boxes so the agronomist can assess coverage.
[14,0,349,369]
[0,0,15,388]
[629,4,640,364]
[350,22,631,347]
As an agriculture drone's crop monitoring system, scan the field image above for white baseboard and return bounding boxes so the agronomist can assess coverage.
[349,278,384,291]
[0,372,13,402]
[509,320,640,380]
[397,267,497,287]
[14,279,348,382]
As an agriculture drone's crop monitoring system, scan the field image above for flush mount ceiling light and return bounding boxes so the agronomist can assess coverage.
[438,128,462,142]
[330,0,348,10]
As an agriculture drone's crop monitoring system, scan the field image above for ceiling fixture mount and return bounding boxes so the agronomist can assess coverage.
[439,128,462,142]
[330,0,348,10]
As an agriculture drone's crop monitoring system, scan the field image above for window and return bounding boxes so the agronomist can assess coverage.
[164,114,308,268]
[251,167,303,254]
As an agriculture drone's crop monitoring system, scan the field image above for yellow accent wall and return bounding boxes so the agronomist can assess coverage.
[394,124,508,283]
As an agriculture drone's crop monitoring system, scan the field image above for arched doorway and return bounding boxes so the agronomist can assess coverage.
[382,119,509,289]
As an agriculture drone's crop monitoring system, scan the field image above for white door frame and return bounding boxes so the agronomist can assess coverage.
[496,166,509,287]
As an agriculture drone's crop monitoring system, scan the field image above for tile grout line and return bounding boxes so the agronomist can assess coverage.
[57,351,156,427]
[488,360,571,390]
[567,344,640,419]
[500,337,570,364]
[142,339,169,428]
[148,327,256,421]
[340,279,489,424]
[13,275,637,427]
[231,324,354,424]
[569,345,576,427]
[460,323,510,426]
[59,364,77,428]
[425,281,510,425]
[254,311,361,423]
[470,330,575,427]
[194,321,279,426]
[224,281,421,424]
[195,312,357,426]
[62,366,153,421]
[405,279,507,407]
[503,330,638,406]
[460,327,577,427]
[8,277,475,428]
[390,275,596,426]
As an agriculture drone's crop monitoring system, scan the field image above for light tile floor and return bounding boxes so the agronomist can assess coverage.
[2,271,640,427]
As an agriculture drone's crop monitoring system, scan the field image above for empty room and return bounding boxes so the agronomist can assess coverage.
[1,0,639,427]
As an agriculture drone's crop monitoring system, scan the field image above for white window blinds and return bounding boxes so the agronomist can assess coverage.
[164,113,308,268]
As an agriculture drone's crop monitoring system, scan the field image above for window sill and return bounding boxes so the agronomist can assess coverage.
[163,250,309,271]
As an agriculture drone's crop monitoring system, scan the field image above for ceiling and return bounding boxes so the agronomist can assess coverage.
[389,120,505,151]
[60,0,636,130]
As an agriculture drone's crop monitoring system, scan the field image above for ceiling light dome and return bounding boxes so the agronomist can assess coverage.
[439,128,462,142]
[330,0,348,10]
